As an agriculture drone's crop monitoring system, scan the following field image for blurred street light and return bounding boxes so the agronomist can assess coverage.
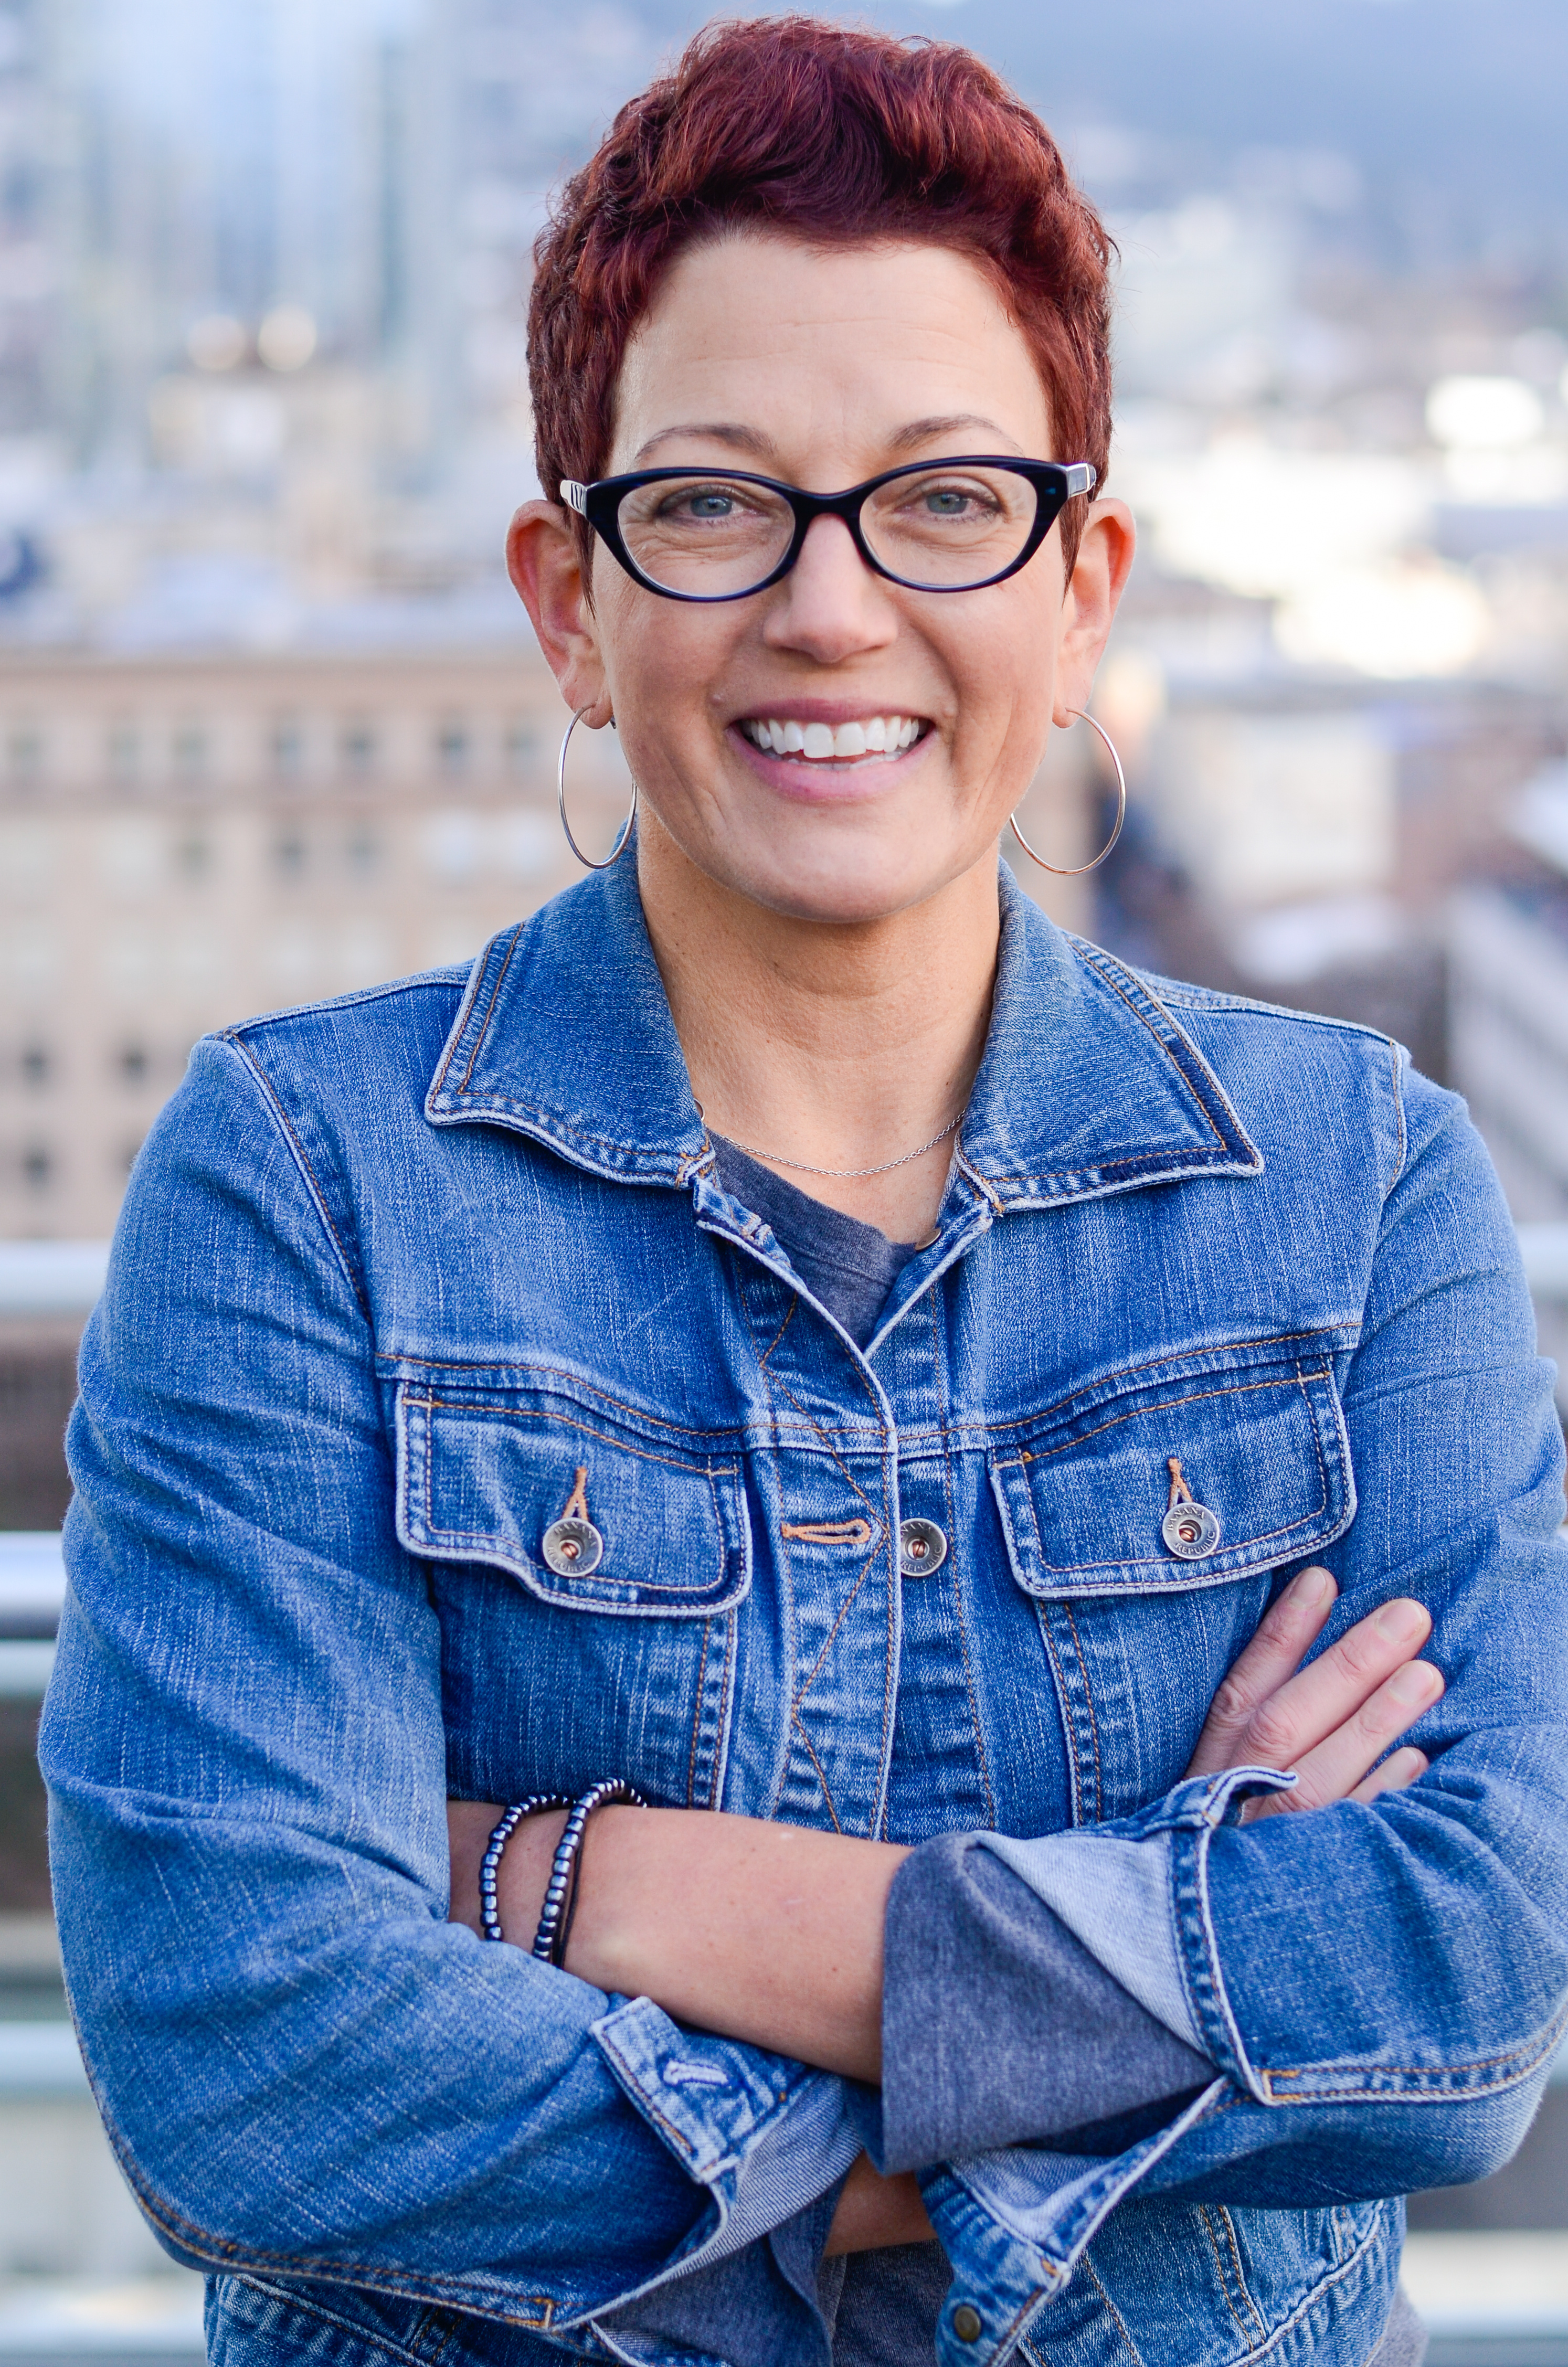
[258,307,318,374]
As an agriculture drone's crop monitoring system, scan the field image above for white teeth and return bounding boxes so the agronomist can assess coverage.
[742,715,923,760]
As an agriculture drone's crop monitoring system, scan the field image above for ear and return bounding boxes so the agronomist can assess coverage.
[1052,497,1136,725]
[507,502,614,727]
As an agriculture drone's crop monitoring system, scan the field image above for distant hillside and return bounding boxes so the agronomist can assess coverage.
[634,0,1568,274]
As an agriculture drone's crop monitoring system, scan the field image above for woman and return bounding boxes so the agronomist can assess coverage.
[44,21,1567,2367]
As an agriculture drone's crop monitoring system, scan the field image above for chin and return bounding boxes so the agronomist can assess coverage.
[730,845,982,927]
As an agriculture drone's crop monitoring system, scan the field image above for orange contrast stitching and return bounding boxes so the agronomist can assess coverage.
[780,1520,874,1547]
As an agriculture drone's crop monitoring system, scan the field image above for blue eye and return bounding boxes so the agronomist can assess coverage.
[686,493,735,518]
[924,490,968,514]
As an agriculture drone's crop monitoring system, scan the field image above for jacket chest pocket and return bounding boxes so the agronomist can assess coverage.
[989,1337,1355,1600]
[397,1377,750,1614]
[987,1334,1357,1822]
[393,1374,751,1808]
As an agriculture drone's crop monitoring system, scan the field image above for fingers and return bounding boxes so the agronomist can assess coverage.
[1184,1566,1338,1777]
[1349,1746,1430,1805]
[1239,1596,1434,1774]
[1242,1663,1444,1822]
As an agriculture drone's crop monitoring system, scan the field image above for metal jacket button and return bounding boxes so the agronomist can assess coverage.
[952,2304,983,2343]
[1162,1501,1221,1559]
[898,1517,948,1577]
[542,1516,603,1576]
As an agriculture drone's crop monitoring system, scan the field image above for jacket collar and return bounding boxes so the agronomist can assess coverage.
[426,855,1262,1207]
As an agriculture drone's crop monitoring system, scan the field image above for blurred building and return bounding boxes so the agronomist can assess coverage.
[1451,763,1568,1226]
[0,638,644,1238]
[1448,765,1568,1408]
[33,0,670,494]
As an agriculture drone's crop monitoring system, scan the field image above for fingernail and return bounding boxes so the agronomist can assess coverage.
[1389,1660,1440,1707]
[1376,1598,1427,1644]
[1293,1567,1333,1609]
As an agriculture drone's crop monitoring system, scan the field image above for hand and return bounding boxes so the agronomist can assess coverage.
[1184,1566,1444,1821]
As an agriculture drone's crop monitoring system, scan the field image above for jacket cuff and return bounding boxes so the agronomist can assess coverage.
[913,2079,1230,2367]
[588,1996,859,2300]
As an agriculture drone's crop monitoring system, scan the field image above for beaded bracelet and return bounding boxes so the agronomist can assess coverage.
[532,1778,648,1967]
[479,1795,572,1944]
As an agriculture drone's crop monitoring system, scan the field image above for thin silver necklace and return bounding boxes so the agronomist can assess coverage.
[707,1108,965,1180]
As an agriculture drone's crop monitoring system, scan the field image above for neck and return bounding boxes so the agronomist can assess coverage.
[636,813,1000,1240]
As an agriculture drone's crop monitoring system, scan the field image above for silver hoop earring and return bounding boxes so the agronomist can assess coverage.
[1009,707,1127,876]
[557,706,637,869]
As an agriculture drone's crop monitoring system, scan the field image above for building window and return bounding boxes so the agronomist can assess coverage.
[117,1043,150,1086]
[20,1144,51,1193]
[340,721,377,779]
[172,723,209,784]
[7,726,43,787]
[436,718,469,779]
[175,834,213,880]
[272,832,307,880]
[345,827,383,878]
[19,1044,50,1090]
[505,719,539,776]
[270,718,305,782]
[108,724,141,786]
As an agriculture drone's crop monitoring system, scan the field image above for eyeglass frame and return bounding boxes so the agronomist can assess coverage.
[559,455,1097,603]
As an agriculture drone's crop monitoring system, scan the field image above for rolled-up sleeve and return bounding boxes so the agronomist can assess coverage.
[877,1830,1212,2169]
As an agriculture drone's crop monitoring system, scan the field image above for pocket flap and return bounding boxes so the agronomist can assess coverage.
[990,1336,1355,1598]
[396,1379,750,1616]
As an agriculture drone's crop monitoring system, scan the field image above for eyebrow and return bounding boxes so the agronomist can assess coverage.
[629,413,1027,468]
[631,423,781,464]
[887,413,1025,454]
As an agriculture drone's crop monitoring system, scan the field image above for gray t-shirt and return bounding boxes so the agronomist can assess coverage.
[712,1137,916,1348]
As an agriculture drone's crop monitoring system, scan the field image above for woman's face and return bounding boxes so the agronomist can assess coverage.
[512,233,1132,925]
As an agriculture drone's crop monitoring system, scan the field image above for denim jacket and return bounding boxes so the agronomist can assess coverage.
[44,861,1568,2367]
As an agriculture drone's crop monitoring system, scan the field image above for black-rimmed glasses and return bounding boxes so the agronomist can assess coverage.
[560,456,1096,602]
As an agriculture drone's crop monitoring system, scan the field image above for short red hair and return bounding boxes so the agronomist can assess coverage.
[528,16,1113,575]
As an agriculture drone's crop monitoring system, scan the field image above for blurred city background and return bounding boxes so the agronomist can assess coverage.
[1,0,1566,2359]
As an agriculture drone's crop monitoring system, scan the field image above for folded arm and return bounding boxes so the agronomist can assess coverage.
[449,1560,1442,2247]
[44,1040,849,2333]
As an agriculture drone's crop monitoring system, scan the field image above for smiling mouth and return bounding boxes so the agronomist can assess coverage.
[739,715,927,762]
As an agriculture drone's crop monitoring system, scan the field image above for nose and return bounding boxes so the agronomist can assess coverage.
[760,513,897,664]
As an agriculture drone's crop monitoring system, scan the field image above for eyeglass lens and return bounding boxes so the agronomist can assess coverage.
[615,465,1042,596]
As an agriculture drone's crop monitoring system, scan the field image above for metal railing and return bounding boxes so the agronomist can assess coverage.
[0,1241,110,1319]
